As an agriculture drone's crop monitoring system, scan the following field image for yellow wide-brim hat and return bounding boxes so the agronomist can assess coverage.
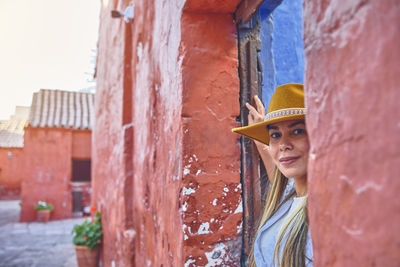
[232,83,305,145]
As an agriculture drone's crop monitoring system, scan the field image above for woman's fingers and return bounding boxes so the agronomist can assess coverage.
[254,95,265,114]
[246,101,264,124]
[245,102,257,114]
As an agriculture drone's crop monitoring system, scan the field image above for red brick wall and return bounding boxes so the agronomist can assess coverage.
[0,148,23,199]
[93,0,242,266]
[20,127,91,221]
[304,0,400,266]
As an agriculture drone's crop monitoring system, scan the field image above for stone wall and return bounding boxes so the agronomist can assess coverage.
[304,0,400,266]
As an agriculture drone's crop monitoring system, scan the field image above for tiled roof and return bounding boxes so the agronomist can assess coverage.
[0,106,30,148]
[28,89,94,130]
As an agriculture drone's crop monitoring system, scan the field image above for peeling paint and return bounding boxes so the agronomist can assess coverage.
[204,243,228,266]
[182,201,188,211]
[185,259,196,267]
[233,200,243,214]
[237,221,243,234]
[137,42,143,61]
[234,183,241,192]
[198,222,211,234]
[183,168,190,176]
[183,187,195,195]
[183,224,193,235]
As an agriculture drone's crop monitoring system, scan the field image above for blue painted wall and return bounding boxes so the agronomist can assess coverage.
[258,0,305,109]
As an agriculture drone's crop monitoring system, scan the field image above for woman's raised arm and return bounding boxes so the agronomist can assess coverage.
[245,96,275,184]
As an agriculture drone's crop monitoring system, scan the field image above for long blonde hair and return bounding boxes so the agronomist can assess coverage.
[249,167,309,267]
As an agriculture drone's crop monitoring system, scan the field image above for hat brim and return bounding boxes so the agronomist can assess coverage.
[232,114,305,145]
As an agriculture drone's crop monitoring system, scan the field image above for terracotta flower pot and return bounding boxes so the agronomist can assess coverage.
[36,210,51,222]
[75,245,100,267]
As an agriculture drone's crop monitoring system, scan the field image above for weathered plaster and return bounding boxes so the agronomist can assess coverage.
[180,10,242,266]
[304,0,400,266]
[94,0,243,266]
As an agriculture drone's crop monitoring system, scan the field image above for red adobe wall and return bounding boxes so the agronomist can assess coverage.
[93,0,241,266]
[180,8,242,266]
[0,148,24,200]
[21,127,91,221]
[72,130,91,159]
[92,0,133,265]
[304,1,400,266]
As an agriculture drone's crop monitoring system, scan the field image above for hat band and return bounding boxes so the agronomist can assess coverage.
[264,108,306,121]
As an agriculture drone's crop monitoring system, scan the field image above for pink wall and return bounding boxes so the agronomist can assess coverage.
[21,127,91,221]
[0,148,23,199]
[304,0,400,266]
[93,0,242,266]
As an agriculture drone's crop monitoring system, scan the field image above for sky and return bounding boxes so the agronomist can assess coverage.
[0,0,101,120]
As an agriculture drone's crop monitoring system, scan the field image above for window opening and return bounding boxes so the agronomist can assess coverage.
[71,159,91,182]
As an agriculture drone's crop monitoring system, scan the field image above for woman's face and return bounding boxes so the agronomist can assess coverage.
[267,119,309,180]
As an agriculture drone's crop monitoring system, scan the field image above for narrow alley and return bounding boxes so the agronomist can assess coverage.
[0,200,84,267]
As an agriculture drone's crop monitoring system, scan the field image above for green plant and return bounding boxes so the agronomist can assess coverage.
[34,200,54,211]
[72,211,103,251]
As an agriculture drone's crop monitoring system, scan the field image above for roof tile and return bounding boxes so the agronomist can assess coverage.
[0,106,30,148]
[28,89,94,130]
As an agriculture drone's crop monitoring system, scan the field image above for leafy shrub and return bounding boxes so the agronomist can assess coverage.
[34,201,54,211]
[72,210,103,251]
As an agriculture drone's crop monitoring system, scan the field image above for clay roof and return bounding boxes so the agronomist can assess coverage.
[28,89,95,130]
[0,106,30,148]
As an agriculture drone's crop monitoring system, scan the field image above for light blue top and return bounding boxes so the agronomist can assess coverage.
[254,181,313,267]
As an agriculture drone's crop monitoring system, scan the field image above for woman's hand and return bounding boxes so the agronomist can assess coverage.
[245,95,265,125]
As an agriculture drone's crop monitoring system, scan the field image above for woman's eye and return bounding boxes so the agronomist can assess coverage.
[270,132,281,139]
[293,129,305,135]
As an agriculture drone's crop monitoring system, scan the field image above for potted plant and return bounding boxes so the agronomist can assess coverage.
[72,206,103,267]
[34,200,54,222]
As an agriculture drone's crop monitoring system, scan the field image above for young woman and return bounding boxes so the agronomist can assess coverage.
[232,83,313,267]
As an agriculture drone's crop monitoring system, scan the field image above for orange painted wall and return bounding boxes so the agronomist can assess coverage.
[20,127,91,222]
[72,130,91,159]
[180,11,242,266]
[0,148,24,199]
[304,0,400,266]
[93,0,242,266]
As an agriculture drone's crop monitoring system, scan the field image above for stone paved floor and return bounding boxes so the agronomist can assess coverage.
[0,200,85,267]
